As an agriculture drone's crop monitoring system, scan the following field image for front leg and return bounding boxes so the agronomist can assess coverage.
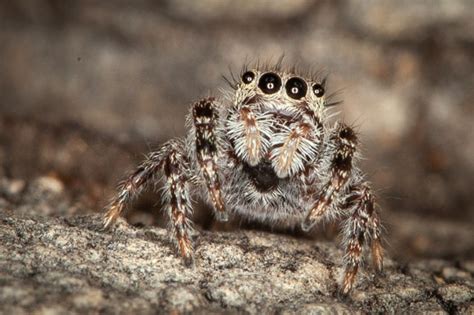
[301,123,357,231]
[192,98,228,221]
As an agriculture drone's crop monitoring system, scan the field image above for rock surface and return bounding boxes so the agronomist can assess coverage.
[1,0,474,221]
[0,212,473,314]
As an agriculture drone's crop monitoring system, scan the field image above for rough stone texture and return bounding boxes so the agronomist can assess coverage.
[0,177,473,314]
[0,212,473,314]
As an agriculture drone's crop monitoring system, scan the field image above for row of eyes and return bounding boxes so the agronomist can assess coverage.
[242,71,325,100]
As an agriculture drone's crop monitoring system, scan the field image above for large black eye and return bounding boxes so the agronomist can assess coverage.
[258,72,282,94]
[312,83,325,97]
[285,77,307,99]
[242,71,255,84]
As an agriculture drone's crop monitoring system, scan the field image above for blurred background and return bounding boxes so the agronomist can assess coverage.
[0,1,473,262]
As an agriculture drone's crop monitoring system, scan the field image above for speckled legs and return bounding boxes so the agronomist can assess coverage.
[340,183,383,295]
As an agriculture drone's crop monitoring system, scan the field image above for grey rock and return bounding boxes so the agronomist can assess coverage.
[1,211,472,314]
[437,284,473,304]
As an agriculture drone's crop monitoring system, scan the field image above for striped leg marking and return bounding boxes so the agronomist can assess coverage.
[103,140,195,265]
[103,150,163,228]
[162,143,194,264]
[193,98,228,221]
[302,124,357,231]
[340,184,383,295]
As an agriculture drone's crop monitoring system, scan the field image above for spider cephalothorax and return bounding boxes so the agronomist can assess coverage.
[103,63,384,295]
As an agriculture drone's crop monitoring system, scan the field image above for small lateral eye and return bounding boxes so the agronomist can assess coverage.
[258,72,282,94]
[312,83,325,97]
[242,71,255,84]
[285,77,307,100]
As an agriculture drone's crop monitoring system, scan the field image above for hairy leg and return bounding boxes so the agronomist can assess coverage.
[103,139,195,263]
[162,140,195,264]
[340,183,383,295]
[301,123,357,231]
[103,148,166,228]
[192,98,228,221]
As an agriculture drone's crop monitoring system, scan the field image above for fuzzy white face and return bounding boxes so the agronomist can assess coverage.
[220,68,334,225]
[225,69,328,177]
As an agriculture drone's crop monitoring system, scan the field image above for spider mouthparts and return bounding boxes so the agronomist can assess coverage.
[242,160,281,193]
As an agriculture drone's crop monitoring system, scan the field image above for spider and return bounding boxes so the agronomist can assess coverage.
[102,62,384,295]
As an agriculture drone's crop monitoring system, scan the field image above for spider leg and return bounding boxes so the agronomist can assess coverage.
[103,148,165,228]
[192,98,228,221]
[162,140,195,264]
[103,140,195,264]
[270,121,318,178]
[301,123,357,231]
[340,183,383,295]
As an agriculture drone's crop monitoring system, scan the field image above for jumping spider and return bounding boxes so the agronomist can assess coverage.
[103,63,383,295]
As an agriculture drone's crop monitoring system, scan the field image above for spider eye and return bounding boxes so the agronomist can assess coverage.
[312,83,325,97]
[242,71,255,84]
[258,72,282,94]
[285,77,307,100]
